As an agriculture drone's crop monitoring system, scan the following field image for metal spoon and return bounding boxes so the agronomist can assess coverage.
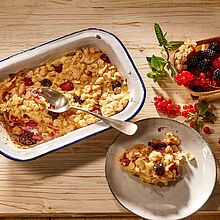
[38,88,138,135]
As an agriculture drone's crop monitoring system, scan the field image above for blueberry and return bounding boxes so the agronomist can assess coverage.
[41,79,52,87]
[112,81,121,90]
[155,163,164,176]
[48,111,59,120]
[73,95,84,104]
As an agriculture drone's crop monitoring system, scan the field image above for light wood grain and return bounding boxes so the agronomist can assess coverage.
[0,0,219,218]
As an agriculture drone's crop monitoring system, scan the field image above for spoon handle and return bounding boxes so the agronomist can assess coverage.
[69,106,138,135]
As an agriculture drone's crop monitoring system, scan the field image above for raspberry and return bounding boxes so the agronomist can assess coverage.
[93,105,102,115]
[41,79,52,87]
[212,58,220,69]
[32,133,43,141]
[23,77,34,86]
[2,91,9,102]
[60,81,74,91]
[214,69,220,81]
[9,115,21,125]
[25,120,38,128]
[197,59,211,72]
[100,54,111,63]
[52,64,63,73]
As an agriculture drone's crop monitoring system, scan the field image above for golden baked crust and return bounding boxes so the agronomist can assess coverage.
[0,48,129,148]
[118,132,195,186]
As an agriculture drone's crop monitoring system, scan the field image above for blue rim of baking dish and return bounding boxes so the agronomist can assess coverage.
[0,28,147,162]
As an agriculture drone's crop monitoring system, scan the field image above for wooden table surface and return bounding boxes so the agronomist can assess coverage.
[0,0,219,219]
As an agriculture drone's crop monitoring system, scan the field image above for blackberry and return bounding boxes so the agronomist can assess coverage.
[19,132,37,145]
[48,111,60,120]
[190,85,205,92]
[112,81,121,90]
[155,163,164,176]
[203,49,216,59]
[209,42,219,52]
[186,55,198,67]
[197,59,211,72]
[41,79,52,87]
[148,139,167,149]
[214,68,220,81]
[195,50,206,61]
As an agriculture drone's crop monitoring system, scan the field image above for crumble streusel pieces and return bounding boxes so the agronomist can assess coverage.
[118,132,195,186]
[0,47,129,148]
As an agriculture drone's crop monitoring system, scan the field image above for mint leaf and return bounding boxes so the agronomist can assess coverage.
[197,100,209,115]
[167,41,184,50]
[203,111,216,124]
[154,23,167,47]
[147,24,183,82]
[146,57,152,63]
[151,55,166,71]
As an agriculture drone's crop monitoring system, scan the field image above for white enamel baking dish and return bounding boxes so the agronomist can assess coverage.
[0,28,146,161]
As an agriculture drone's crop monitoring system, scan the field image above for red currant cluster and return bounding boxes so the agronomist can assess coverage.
[182,104,198,117]
[174,71,195,86]
[154,96,181,116]
[153,96,215,136]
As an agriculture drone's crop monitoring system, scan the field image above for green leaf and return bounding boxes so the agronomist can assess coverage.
[197,100,209,115]
[151,55,166,71]
[194,120,200,132]
[154,23,167,47]
[167,41,184,50]
[203,111,216,124]
[147,70,165,82]
[146,57,152,63]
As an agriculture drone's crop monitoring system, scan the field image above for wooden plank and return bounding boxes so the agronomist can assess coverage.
[0,0,219,218]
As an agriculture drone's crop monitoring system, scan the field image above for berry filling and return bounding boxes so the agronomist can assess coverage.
[60,81,74,91]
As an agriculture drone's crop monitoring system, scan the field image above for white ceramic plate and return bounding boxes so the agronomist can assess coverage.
[105,118,216,220]
[0,28,146,161]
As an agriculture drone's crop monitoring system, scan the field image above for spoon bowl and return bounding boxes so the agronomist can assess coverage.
[39,88,138,136]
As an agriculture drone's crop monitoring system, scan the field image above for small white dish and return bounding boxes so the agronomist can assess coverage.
[0,28,146,161]
[105,118,216,220]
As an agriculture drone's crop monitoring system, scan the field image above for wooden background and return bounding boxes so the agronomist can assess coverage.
[0,0,219,219]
